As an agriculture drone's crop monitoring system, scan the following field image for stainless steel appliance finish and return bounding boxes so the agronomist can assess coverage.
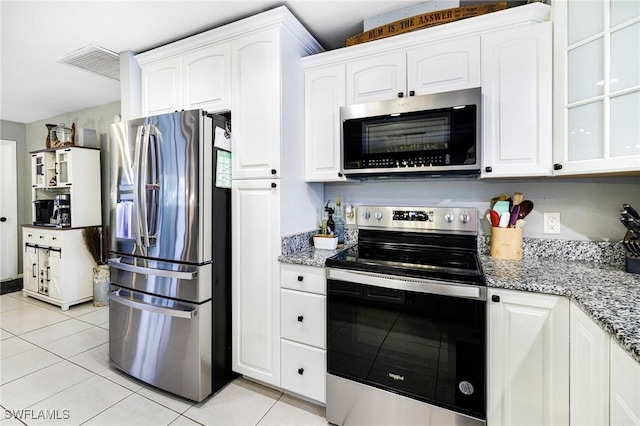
[52,194,71,226]
[340,88,481,178]
[327,374,484,426]
[109,110,233,402]
[325,206,485,425]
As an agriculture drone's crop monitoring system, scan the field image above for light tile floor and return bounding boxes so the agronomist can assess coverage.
[0,292,328,426]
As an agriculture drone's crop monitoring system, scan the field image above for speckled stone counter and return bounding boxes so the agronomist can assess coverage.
[278,246,348,267]
[482,254,640,363]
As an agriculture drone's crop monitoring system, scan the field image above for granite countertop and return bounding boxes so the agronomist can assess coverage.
[280,247,640,364]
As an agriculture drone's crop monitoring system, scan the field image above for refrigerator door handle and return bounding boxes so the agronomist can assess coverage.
[108,258,198,280]
[145,124,162,246]
[109,288,196,319]
[132,125,145,250]
[138,125,151,248]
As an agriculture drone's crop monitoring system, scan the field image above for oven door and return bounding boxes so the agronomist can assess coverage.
[327,269,486,421]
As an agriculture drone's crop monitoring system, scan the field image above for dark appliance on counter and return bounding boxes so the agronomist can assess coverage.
[325,206,486,425]
[108,109,233,402]
[33,199,54,225]
[340,88,481,179]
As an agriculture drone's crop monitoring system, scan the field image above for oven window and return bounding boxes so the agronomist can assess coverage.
[327,279,486,419]
[342,106,477,170]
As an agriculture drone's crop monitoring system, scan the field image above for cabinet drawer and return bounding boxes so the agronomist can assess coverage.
[281,339,326,403]
[23,229,40,244]
[281,289,326,349]
[44,231,63,247]
[280,264,326,295]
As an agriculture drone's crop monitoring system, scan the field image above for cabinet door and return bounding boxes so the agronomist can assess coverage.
[346,52,406,104]
[487,288,569,425]
[553,0,640,175]
[23,245,39,293]
[37,247,50,296]
[47,249,63,301]
[570,302,610,425]
[141,57,182,117]
[481,22,553,178]
[183,43,230,113]
[407,36,480,96]
[55,148,73,186]
[231,28,281,180]
[231,179,281,386]
[610,339,640,425]
[304,65,347,182]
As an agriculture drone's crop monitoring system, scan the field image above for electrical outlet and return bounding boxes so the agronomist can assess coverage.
[543,212,561,234]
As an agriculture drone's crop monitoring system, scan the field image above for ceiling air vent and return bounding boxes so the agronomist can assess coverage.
[55,44,120,80]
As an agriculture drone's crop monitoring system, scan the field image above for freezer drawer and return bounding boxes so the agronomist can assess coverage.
[109,287,212,402]
[109,256,211,303]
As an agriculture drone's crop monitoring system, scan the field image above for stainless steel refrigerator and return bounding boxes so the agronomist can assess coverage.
[108,109,233,402]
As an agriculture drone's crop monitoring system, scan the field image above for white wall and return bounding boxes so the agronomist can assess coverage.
[325,176,640,241]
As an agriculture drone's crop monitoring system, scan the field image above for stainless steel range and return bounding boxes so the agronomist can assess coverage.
[325,206,486,426]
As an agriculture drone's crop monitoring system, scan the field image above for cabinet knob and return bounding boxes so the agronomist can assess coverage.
[491,295,500,303]
[298,368,304,375]
[271,182,277,188]
[39,235,44,239]
[297,275,303,282]
[338,172,343,178]
[0,217,6,222]
[409,90,415,97]
[553,163,563,170]
[271,169,277,175]
[397,92,404,98]
[485,166,492,173]
[297,315,304,322]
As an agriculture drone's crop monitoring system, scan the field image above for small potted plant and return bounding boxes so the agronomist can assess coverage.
[82,226,110,307]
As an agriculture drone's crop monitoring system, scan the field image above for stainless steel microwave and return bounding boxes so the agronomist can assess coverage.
[340,87,481,178]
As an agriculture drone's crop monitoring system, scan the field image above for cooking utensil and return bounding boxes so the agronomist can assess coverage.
[620,217,638,236]
[512,192,524,205]
[509,205,520,227]
[489,210,500,227]
[493,200,510,217]
[623,204,640,220]
[498,211,511,228]
[518,200,534,219]
[515,219,526,229]
[627,216,640,233]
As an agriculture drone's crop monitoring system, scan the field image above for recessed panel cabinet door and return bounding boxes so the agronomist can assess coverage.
[141,58,182,117]
[231,179,281,386]
[23,245,39,293]
[481,22,553,178]
[610,339,640,425]
[346,52,406,104]
[487,289,569,425]
[231,28,281,180]
[183,43,230,113]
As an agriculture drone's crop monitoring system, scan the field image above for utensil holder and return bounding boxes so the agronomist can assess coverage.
[626,254,640,274]
[490,227,523,260]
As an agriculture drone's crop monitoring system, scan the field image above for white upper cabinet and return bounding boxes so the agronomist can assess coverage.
[139,42,230,117]
[553,0,640,175]
[481,22,553,178]
[345,37,480,105]
[231,28,281,180]
[304,64,346,182]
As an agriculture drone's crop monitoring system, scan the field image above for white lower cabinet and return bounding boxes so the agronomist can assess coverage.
[487,288,569,425]
[22,227,95,311]
[610,339,640,425]
[280,264,326,403]
[570,302,610,425]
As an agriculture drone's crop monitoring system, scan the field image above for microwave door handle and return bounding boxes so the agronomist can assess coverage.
[109,288,196,319]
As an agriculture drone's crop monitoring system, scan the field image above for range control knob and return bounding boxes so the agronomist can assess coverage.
[374,211,383,221]
[445,211,455,223]
[363,211,371,220]
[460,211,470,224]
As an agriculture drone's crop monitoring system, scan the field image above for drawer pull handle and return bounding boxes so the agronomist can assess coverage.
[297,275,303,282]
[297,315,304,322]
[491,295,500,303]
[298,368,304,375]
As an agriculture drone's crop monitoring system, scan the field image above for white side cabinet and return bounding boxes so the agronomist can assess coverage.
[610,339,640,425]
[487,288,569,425]
[139,42,230,117]
[22,227,95,310]
[30,146,102,228]
[231,179,281,387]
[569,302,610,425]
[480,21,553,178]
[280,264,327,403]
[304,64,346,182]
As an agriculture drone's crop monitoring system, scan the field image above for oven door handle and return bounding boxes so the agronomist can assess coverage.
[327,268,486,301]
